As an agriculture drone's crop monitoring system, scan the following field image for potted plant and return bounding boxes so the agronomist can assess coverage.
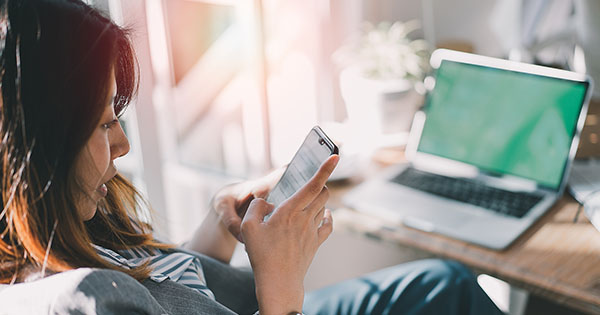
[334,20,430,148]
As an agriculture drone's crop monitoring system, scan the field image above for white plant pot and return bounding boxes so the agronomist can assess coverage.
[340,66,423,149]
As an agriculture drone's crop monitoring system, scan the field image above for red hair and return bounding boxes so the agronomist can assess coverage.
[0,0,169,283]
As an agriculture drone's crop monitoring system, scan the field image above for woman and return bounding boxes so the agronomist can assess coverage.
[0,0,502,314]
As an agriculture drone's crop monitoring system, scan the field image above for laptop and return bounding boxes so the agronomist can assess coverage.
[343,49,594,250]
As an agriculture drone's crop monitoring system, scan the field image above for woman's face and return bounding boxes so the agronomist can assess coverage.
[74,73,130,220]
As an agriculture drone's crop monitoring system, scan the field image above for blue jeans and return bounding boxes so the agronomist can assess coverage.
[303,259,503,315]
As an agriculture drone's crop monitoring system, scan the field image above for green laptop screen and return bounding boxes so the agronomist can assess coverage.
[417,60,588,189]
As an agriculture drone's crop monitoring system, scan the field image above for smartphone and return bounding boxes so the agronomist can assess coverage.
[266,126,339,208]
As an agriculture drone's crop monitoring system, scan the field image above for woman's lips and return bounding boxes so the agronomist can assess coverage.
[96,183,108,198]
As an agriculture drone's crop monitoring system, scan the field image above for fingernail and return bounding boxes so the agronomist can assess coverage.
[323,209,332,223]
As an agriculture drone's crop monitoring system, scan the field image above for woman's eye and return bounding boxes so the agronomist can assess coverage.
[102,119,118,130]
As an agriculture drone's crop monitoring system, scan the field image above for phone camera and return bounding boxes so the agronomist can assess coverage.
[318,138,325,145]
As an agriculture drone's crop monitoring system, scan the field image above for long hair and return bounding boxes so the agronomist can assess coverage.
[0,0,167,283]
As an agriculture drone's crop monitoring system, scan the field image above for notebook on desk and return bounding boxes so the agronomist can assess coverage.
[344,49,593,250]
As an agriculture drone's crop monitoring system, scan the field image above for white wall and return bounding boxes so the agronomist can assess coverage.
[576,0,600,98]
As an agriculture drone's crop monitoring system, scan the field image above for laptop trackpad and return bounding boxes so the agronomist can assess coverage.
[399,195,474,231]
[344,180,473,231]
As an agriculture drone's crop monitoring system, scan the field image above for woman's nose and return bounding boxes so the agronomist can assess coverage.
[111,122,130,160]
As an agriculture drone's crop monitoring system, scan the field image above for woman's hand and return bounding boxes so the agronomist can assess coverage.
[240,155,339,315]
[212,168,284,242]
[184,168,283,263]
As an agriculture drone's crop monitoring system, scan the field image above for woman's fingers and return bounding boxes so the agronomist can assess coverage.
[241,199,275,231]
[304,186,329,215]
[282,155,339,211]
[246,166,286,200]
[317,209,333,245]
[238,156,338,314]
[215,197,243,241]
[314,207,325,225]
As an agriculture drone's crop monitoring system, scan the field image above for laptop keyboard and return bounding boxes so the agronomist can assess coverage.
[391,167,544,218]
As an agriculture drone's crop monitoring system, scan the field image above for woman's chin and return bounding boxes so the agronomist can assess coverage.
[81,204,98,221]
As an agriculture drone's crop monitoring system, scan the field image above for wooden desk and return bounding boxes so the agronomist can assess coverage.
[328,152,600,315]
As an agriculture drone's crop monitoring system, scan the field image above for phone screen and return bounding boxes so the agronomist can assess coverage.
[266,126,338,208]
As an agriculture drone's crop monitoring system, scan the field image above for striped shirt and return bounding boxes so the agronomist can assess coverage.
[94,244,215,300]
